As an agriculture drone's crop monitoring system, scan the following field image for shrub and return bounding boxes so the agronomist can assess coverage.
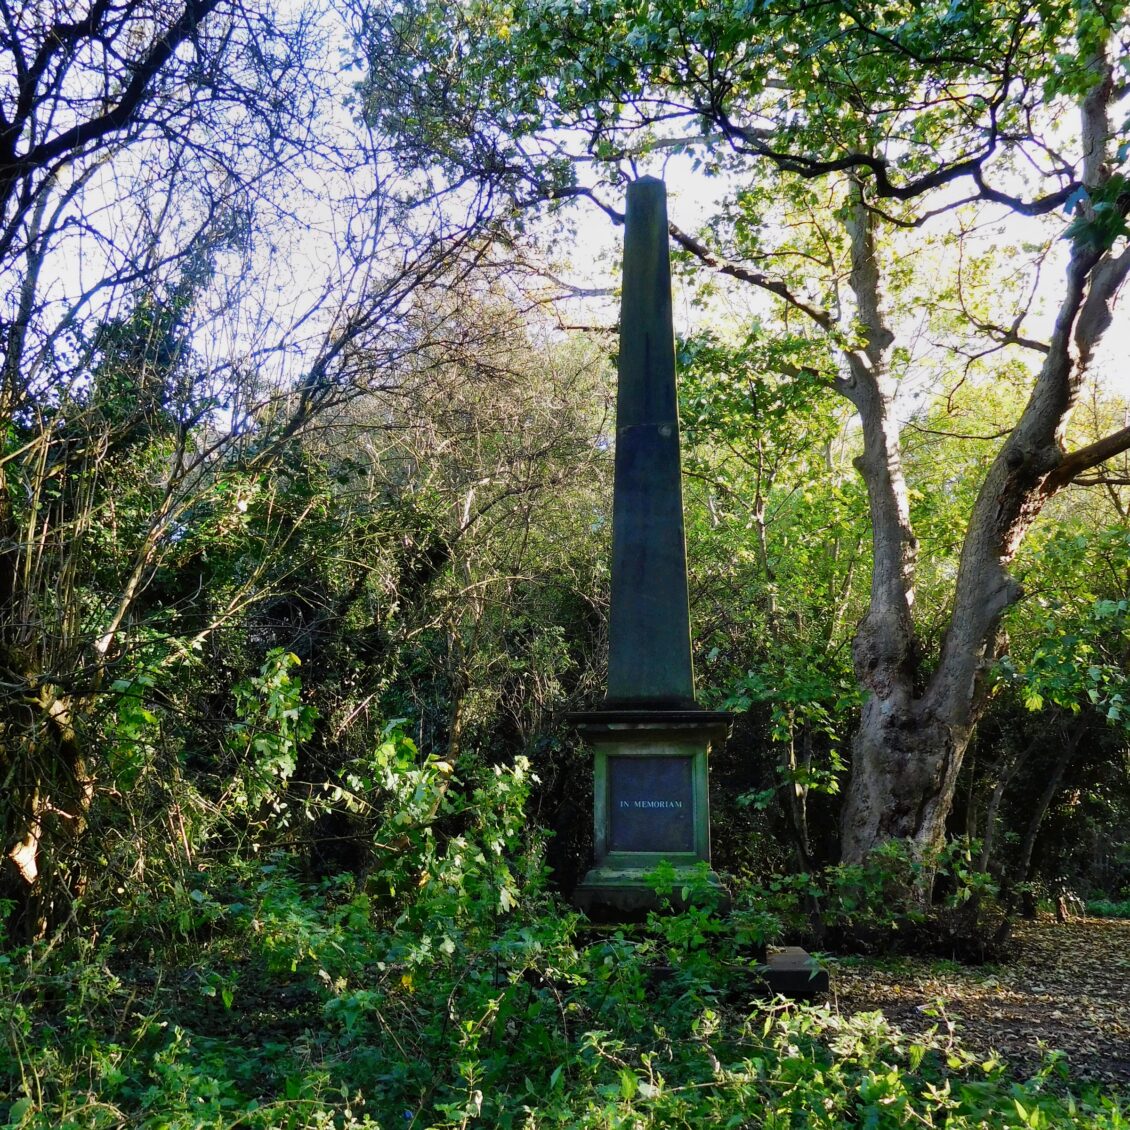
[741,839,1012,961]
[1087,898,1130,919]
[1,752,1123,1127]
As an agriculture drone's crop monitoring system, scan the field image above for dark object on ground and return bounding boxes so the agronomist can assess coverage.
[762,946,829,999]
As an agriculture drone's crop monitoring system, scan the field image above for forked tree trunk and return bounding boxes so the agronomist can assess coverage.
[838,44,1130,865]
[666,36,1130,870]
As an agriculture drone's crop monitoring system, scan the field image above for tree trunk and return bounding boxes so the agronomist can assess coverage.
[1015,724,1084,884]
[976,722,1054,873]
[659,35,1130,872]
[841,701,967,862]
[838,42,1130,864]
[1,684,94,939]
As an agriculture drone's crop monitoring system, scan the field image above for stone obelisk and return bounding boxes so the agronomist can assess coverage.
[606,177,696,710]
[572,177,730,916]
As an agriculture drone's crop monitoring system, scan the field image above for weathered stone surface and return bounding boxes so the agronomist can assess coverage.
[571,712,729,916]
[571,858,730,920]
[606,176,695,709]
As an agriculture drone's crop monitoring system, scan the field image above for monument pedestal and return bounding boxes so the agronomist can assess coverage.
[571,710,731,917]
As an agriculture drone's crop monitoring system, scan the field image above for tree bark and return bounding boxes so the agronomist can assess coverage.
[838,39,1130,865]
[834,179,935,862]
[1,681,93,938]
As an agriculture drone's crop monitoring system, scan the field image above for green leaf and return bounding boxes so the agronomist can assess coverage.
[8,1097,33,1123]
[619,1068,638,1100]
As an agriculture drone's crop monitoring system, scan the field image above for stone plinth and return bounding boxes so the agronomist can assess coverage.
[571,710,731,916]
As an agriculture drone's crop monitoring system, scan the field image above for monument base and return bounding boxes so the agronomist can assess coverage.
[573,857,731,919]
[569,709,731,921]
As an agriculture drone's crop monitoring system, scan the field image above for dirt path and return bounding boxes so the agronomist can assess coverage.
[829,918,1130,1087]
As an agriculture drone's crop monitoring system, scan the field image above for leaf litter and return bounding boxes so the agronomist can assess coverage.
[829,916,1130,1086]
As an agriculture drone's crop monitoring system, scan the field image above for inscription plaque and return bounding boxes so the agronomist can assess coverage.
[608,756,693,853]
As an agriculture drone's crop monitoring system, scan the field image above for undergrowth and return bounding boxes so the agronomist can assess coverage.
[1087,898,1130,919]
[739,839,1014,963]
[1,727,1127,1128]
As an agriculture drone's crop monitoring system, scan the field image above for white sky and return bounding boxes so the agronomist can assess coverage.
[541,151,1130,413]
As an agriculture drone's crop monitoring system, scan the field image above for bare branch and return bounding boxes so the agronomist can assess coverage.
[0,0,224,204]
[666,221,836,332]
[1043,424,1130,492]
[720,116,1079,216]
[905,423,1013,441]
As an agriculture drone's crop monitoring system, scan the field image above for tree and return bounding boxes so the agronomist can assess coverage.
[0,0,510,932]
[677,328,866,871]
[100,284,614,893]
[360,0,1130,868]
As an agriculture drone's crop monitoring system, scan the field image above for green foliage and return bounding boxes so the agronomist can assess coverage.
[362,0,1119,236]
[1064,176,1130,252]
[4,7,1130,1124]
[107,670,161,793]
[997,528,1130,729]
[727,667,856,788]
[678,331,840,456]
[3,831,1126,1127]
[359,0,1130,892]
[4,730,1115,1127]
[228,650,319,820]
[675,320,865,868]
[1087,898,1130,919]
[741,840,1008,960]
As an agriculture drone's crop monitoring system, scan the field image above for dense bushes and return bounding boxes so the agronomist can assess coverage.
[1087,898,1130,919]
[733,839,1013,963]
[3,873,1127,1126]
[3,736,1128,1128]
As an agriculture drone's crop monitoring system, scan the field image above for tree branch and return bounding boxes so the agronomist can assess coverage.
[719,116,1078,216]
[0,0,224,206]
[666,222,836,332]
[1043,424,1130,492]
[905,423,1013,441]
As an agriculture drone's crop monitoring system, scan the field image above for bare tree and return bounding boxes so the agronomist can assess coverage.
[0,0,505,932]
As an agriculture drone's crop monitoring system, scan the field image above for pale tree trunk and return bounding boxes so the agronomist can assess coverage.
[839,41,1130,865]
[835,178,932,860]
